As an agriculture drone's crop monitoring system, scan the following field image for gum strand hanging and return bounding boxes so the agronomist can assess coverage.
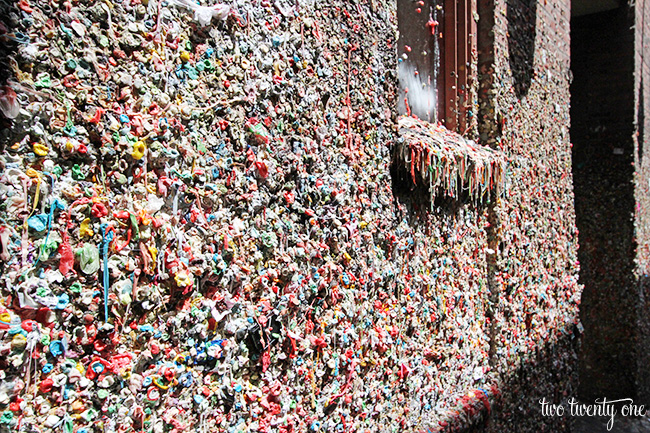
[454,154,461,198]
[445,157,453,197]
[481,165,490,201]
[467,163,475,203]
[100,224,116,323]
[19,173,31,268]
[425,147,434,187]
[416,144,425,184]
[473,164,483,202]
[439,155,448,195]
[487,162,494,198]
[410,145,416,185]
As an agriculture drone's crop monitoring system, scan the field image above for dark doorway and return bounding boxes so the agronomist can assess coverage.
[570,1,638,401]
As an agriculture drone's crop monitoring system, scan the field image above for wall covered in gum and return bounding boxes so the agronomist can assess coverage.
[0,0,580,432]
[484,0,581,430]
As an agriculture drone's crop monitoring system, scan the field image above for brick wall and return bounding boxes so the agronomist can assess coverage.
[478,0,581,430]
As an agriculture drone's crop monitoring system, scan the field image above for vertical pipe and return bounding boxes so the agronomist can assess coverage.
[444,0,458,130]
[458,0,469,133]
